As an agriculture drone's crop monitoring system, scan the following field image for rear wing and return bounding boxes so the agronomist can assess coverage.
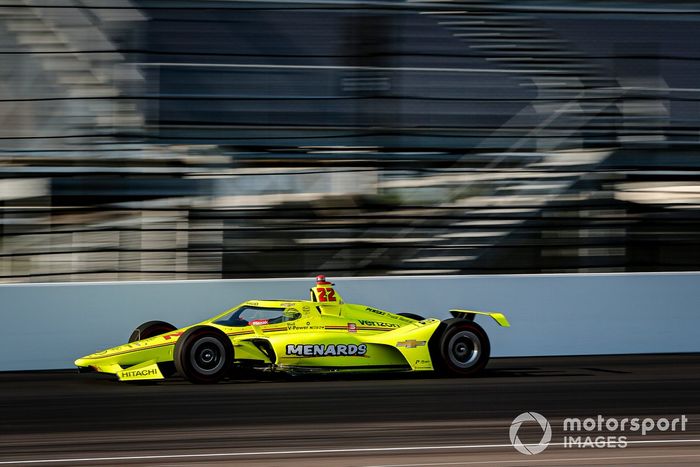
[450,309,510,327]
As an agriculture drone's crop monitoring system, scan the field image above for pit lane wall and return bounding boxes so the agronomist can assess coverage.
[0,272,697,370]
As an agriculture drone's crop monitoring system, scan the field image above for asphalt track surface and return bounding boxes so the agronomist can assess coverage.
[1,355,699,466]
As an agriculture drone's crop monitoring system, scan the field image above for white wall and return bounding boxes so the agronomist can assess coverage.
[0,272,697,371]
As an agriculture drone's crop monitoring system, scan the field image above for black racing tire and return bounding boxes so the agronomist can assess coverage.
[128,320,177,343]
[398,312,425,321]
[174,326,234,384]
[431,319,490,377]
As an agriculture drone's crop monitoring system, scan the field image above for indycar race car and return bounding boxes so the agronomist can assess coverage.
[75,276,510,384]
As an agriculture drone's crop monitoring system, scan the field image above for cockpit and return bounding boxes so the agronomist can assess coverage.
[213,305,301,327]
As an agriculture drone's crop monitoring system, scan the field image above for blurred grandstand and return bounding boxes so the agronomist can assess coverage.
[1,0,699,282]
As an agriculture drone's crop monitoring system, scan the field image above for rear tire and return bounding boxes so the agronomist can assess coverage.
[432,319,490,377]
[128,320,177,343]
[174,326,233,384]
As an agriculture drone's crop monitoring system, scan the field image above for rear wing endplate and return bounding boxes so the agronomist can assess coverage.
[449,309,510,327]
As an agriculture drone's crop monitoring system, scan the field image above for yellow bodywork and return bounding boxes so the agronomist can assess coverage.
[117,361,164,381]
[76,281,508,381]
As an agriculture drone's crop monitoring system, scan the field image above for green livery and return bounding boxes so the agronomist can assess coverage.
[75,276,510,384]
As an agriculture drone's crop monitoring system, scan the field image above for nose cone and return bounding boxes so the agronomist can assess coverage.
[75,357,89,367]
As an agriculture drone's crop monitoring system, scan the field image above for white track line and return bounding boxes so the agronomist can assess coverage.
[1,439,700,465]
[366,453,700,467]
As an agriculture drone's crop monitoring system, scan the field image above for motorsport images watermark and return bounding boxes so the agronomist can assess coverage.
[509,412,689,455]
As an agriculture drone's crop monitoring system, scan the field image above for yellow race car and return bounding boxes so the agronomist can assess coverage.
[75,276,510,384]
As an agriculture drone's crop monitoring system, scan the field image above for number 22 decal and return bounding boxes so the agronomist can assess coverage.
[316,288,336,302]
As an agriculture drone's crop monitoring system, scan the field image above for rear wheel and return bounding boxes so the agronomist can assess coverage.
[128,320,176,343]
[174,326,233,384]
[432,320,490,377]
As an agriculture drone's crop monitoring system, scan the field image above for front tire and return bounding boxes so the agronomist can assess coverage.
[432,320,490,377]
[174,326,233,384]
[128,320,177,343]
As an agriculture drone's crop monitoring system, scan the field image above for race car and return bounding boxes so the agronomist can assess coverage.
[75,276,510,384]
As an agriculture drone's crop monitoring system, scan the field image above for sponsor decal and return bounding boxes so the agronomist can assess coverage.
[358,319,400,328]
[121,368,159,378]
[365,307,387,316]
[287,323,323,331]
[397,339,426,348]
[302,306,310,312]
[280,302,296,307]
[286,343,368,357]
[347,323,357,333]
[249,319,269,326]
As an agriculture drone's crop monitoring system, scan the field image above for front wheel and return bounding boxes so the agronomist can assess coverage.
[432,320,490,377]
[128,320,177,343]
[174,326,233,384]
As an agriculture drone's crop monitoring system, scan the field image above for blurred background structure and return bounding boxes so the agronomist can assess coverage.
[1,0,700,282]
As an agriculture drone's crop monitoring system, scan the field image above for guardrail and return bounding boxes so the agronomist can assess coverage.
[0,272,697,371]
